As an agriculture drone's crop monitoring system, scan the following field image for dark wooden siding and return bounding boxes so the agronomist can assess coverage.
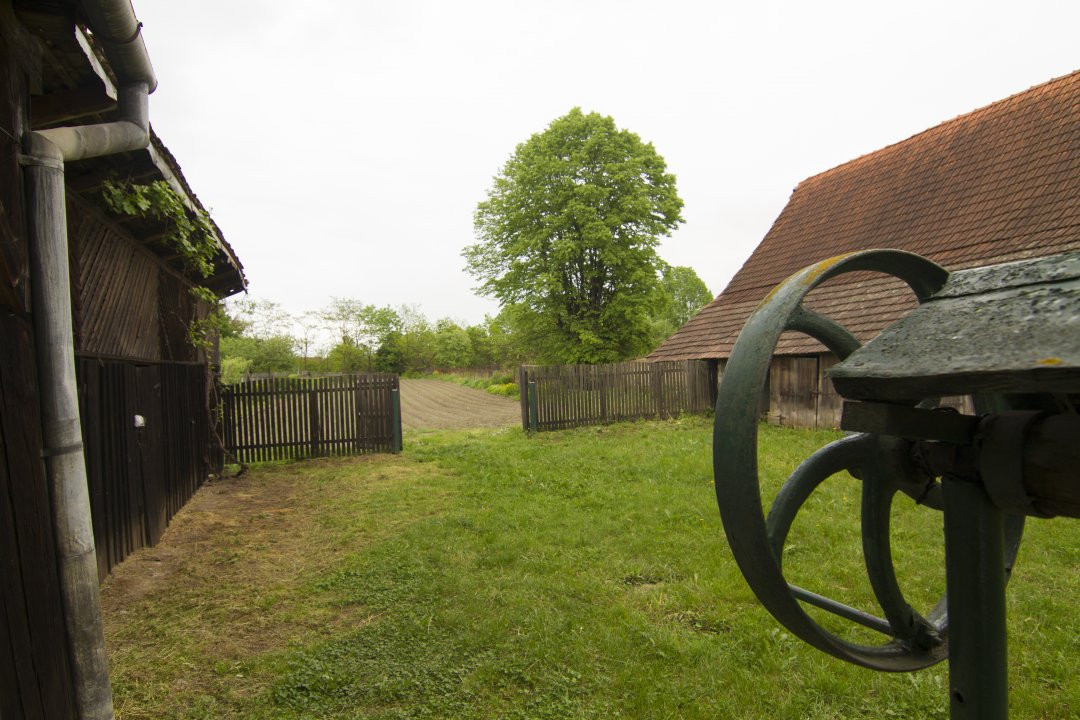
[77,357,212,579]
[69,205,162,359]
[65,202,217,578]
[0,11,29,317]
[67,196,203,364]
[158,271,198,362]
[769,356,822,428]
[0,13,78,715]
[0,313,79,720]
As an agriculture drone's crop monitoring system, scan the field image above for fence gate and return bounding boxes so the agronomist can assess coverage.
[221,373,402,463]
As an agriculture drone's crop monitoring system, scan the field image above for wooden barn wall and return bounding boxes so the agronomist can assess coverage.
[767,354,844,430]
[763,354,973,429]
[158,270,199,361]
[0,11,79,717]
[65,202,217,578]
[0,306,79,720]
[67,195,201,364]
[69,205,162,359]
[77,357,212,579]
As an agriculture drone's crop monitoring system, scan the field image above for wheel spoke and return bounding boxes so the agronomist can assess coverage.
[788,584,893,637]
[785,304,861,360]
[765,430,949,652]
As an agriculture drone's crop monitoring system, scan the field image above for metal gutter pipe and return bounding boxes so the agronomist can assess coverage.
[78,0,157,93]
[21,3,156,718]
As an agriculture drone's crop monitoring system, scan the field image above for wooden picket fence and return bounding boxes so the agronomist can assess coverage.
[518,360,713,431]
[221,374,401,463]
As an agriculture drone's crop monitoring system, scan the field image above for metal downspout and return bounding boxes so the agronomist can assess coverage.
[21,3,156,718]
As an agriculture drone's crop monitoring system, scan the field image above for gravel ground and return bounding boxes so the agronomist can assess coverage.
[399,378,521,430]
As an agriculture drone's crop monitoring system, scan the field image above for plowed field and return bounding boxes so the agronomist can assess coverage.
[399,378,520,430]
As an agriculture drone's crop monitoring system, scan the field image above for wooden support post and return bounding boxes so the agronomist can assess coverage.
[528,380,539,433]
[308,389,321,457]
[651,362,663,418]
[391,387,402,453]
[518,365,530,431]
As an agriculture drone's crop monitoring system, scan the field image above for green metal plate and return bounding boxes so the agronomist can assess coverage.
[829,253,1080,402]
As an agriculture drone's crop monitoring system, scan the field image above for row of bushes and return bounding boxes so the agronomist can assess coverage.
[428,371,518,397]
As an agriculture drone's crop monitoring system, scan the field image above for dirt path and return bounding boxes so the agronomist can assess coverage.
[399,378,520,430]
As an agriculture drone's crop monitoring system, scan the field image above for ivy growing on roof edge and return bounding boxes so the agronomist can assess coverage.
[102,179,219,278]
[101,179,227,350]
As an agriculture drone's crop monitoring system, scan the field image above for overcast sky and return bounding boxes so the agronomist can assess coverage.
[136,1,1078,329]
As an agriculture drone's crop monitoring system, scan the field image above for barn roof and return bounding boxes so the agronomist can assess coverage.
[650,70,1080,361]
[21,4,246,297]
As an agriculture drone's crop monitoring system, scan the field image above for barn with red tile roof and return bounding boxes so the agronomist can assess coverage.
[650,70,1080,427]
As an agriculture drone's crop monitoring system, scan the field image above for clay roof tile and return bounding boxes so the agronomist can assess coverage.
[651,70,1080,361]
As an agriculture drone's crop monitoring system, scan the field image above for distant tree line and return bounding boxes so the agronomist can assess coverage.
[218,262,709,383]
[219,299,519,382]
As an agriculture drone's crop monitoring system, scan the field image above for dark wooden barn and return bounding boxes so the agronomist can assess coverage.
[650,70,1080,428]
[1,2,244,717]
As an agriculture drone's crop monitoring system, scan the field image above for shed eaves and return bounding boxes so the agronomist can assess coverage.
[650,70,1080,361]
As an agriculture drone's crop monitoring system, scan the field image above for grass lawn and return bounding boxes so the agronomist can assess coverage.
[101,417,1078,719]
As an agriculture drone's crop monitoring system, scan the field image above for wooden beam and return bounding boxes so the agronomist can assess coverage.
[31,86,113,126]
[67,165,157,194]
[35,39,80,90]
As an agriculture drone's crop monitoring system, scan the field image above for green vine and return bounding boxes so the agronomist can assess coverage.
[102,179,219,279]
[187,286,229,351]
[102,179,225,349]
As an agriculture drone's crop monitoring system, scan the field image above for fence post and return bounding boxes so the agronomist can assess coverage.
[518,366,530,431]
[651,362,663,419]
[597,365,607,422]
[391,386,402,453]
[308,387,321,457]
[220,381,232,467]
[527,380,539,433]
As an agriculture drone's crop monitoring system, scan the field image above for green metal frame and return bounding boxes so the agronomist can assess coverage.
[712,248,1036,717]
[942,476,1008,719]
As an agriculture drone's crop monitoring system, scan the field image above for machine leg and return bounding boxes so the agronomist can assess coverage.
[942,477,1009,720]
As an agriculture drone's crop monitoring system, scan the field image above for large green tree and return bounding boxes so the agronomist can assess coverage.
[649,263,712,345]
[464,108,684,363]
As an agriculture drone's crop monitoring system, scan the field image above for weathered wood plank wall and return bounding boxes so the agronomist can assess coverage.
[222,374,401,463]
[765,353,972,429]
[77,358,212,579]
[0,15,78,714]
[767,354,846,429]
[0,314,79,719]
[68,194,203,364]
[518,360,712,432]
